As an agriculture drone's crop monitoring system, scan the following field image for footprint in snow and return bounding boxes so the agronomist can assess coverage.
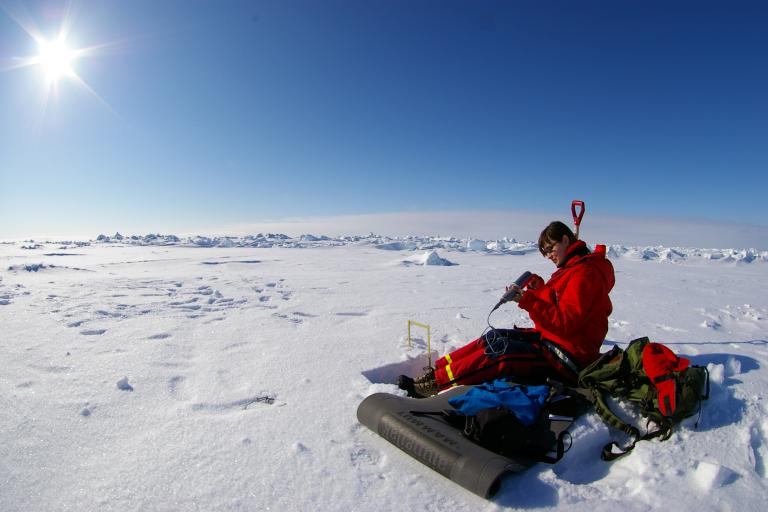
[222,341,250,351]
[749,423,767,478]
[81,328,107,336]
[95,309,124,318]
[180,304,202,311]
[349,445,381,468]
[272,313,302,324]
[349,444,385,491]
[116,377,134,391]
[169,297,199,306]
[168,375,186,400]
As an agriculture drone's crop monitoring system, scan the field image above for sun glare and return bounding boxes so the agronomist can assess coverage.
[0,3,121,117]
[36,37,77,83]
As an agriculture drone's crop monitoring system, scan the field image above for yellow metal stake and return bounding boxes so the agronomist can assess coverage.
[407,320,432,367]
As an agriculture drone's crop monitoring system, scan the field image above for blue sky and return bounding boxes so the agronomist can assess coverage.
[1,0,766,239]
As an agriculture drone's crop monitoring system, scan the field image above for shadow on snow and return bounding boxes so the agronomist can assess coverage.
[358,338,763,508]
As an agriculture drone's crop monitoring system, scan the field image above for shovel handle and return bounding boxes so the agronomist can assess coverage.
[571,200,585,226]
[571,200,585,239]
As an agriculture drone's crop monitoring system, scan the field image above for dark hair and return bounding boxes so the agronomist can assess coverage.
[538,221,577,255]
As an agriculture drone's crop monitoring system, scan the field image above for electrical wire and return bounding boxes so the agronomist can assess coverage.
[481,304,509,356]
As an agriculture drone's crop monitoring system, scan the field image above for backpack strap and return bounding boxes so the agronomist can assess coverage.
[590,388,673,461]
[690,365,711,429]
[590,389,636,436]
[538,431,569,464]
[600,427,673,461]
[542,339,581,377]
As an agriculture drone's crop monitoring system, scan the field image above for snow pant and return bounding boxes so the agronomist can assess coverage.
[433,329,578,390]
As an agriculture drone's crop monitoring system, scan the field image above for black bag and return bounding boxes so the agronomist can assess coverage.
[456,383,592,463]
[463,406,560,461]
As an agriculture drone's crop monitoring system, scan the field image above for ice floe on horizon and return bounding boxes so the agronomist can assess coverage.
[6,231,768,264]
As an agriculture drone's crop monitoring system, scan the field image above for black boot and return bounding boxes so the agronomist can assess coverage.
[397,367,437,398]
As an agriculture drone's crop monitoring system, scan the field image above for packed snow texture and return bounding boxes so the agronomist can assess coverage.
[1,233,767,511]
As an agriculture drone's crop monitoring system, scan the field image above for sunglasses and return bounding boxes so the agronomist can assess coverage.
[541,241,559,256]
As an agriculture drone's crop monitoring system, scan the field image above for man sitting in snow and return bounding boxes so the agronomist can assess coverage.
[398,221,615,397]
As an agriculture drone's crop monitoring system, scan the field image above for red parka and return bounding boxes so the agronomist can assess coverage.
[518,240,615,368]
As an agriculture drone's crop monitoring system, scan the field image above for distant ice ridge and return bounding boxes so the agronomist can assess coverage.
[605,244,767,263]
[13,232,768,263]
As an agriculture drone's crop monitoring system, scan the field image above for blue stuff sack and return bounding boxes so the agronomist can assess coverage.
[448,380,550,425]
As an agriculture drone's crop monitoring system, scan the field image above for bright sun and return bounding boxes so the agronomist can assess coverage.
[36,37,78,83]
[2,7,116,114]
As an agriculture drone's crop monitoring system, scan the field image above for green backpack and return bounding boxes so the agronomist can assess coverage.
[578,337,710,460]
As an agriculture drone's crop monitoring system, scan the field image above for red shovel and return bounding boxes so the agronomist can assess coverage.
[571,200,585,239]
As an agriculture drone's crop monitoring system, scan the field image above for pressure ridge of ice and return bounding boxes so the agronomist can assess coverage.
[13,232,768,263]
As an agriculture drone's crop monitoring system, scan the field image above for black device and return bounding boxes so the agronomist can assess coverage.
[491,271,533,312]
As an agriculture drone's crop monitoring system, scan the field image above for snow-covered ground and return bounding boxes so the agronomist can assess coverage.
[1,233,767,511]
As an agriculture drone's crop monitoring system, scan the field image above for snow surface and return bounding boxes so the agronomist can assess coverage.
[1,233,767,511]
